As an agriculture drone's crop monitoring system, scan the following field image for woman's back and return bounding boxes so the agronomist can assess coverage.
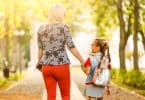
[37,23,75,65]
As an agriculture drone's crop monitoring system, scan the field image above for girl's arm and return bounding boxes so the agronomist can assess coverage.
[82,57,91,75]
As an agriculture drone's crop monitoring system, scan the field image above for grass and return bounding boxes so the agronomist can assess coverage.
[111,68,145,97]
[0,72,24,90]
[112,79,145,96]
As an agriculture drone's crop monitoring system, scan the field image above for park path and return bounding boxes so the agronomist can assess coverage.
[0,70,44,100]
[0,69,84,100]
[0,67,145,100]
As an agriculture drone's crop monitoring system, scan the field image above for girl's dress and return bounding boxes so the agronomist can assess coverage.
[84,52,109,98]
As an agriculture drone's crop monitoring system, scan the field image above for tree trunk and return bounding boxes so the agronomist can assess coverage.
[125,0,133,46]
[140,31,145,51]
[3,0,10,67]
[4,16,9,65]
[117,0,126,70]
[133,0,139,71]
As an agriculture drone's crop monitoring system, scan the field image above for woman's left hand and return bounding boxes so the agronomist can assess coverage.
[36,63,42,72]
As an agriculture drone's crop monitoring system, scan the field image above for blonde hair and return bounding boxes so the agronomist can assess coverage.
[49,4,66,24]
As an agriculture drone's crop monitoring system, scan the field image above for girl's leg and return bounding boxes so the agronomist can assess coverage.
[86,96,90,100]
[89,96,97,100]
[97,97,103,100]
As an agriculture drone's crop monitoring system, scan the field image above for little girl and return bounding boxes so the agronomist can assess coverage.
[82,38,111,100]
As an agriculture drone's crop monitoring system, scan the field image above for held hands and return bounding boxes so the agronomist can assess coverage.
[80,60,86,73]
[80,60,91,75]
[81,65,90,75]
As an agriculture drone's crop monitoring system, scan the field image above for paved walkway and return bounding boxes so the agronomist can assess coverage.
[42,81,84,100]
[0,69,84,100]
[0,67,145,100]
[0,70,44,100]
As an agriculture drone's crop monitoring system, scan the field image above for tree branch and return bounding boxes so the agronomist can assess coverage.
[113,0,117,5]
[116,0,126,46]
[125,0,133,45]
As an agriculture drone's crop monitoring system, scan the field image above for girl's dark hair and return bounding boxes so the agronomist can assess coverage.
[94,38,111,69]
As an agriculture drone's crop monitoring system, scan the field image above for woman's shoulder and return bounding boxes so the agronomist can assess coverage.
[56,23,70,31]
[63,24,69,28]
[37,24,47,35]
[39,23,70,33]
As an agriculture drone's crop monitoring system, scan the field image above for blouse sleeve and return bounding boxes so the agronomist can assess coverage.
[64,25,75,50]
[37,25,45,49]
[85,57,91,67]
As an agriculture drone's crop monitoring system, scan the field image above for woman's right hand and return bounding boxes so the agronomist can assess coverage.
[80,60,85,71]
[81,65,90,75]
[81,64,85,72]
[80,59,85,66]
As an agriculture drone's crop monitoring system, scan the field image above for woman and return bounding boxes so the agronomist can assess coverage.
[36,4,84,100]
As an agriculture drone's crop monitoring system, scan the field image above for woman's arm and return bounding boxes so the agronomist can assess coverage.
[36,25,45,71]
[38,48,43,63]
[70,48,85,72]
[64,25,85,65]
[70,48,84,65]
[37,25,44,64]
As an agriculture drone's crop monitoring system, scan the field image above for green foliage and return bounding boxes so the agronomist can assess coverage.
[126,51,144,60]
[110,68,117,79]
[0,78,7,87]
[140,0,145,31]
[111,69,145,90]
[88,0,118,38]
[125,70,145,89]
[0,72,23,89]
[126,51,133,59]
[0,0,90,66]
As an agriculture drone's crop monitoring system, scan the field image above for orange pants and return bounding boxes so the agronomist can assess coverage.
[42,64,70,100]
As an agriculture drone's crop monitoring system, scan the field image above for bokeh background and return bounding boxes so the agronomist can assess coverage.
[0,0,145,99]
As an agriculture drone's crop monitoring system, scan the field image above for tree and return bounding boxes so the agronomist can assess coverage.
[139,0,145,51]
[0,0,32,71]
[88,0,118,37]
[116,0,127,70]
[140,31,145,51]
[133,0,139,71]
[89,0,144,70]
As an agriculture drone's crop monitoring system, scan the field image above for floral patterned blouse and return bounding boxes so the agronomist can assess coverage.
[37,23,75,65]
